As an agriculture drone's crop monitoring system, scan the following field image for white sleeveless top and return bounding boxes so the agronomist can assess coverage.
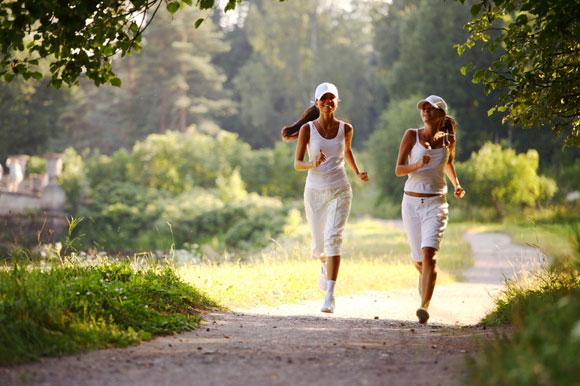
[404,129,449,194]
[305,121,349,190]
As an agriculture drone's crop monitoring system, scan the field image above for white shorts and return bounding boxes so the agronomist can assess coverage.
[304,184,352,258]
[401,194,449,262]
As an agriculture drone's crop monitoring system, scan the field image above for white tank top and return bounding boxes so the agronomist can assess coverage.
[305,120,349,190]
[404,129,449,194]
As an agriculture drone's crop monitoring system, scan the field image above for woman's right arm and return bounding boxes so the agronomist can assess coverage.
[294,124,326,171]
[395,129,429,176]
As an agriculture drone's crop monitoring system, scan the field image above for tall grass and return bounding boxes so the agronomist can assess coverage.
[0,258,217,365]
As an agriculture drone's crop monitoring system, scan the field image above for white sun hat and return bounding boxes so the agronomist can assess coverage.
[314,82,340,102]
[417,95,448,114]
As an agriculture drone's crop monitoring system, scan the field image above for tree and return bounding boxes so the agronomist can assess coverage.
[0,78,69,163]
[233,0,380,148]
[55,9,233,151]
[366,95,422,203]
[457,0,580,146]
[0,0,242,87]
[373,0,505,159]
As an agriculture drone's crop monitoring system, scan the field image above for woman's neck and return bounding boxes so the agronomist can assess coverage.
[317,113,335,128]
[422,123,435,136]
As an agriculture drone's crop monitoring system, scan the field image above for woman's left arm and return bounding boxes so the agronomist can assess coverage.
[445,148,465,198]
[344,123,369,182]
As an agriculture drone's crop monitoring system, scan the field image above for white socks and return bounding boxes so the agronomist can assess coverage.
[326,280,336,297]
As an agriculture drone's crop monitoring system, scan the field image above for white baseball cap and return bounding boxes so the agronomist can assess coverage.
[417,95,448,114]
[314,82,340,102]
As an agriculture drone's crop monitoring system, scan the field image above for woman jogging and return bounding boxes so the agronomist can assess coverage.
[395,95,465,324]
[284,82,368,313]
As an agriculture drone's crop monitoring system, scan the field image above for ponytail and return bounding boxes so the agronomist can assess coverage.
[280,105,320,141]
[441,115,457,160]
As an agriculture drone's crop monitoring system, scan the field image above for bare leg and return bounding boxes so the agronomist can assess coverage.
[326,255,340,281]
[420,247,438,309]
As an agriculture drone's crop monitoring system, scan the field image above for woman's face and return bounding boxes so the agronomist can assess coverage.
[420,104,445,125]
[316,93,338,114]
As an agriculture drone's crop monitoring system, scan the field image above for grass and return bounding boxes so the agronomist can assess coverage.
[0,258,217,365]
[178,218,473,309]
[0,218,474,365]
[467,217,580,386]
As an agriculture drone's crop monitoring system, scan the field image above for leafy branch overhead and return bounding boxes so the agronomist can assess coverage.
[0,0,243,88]
[456,0,580,146]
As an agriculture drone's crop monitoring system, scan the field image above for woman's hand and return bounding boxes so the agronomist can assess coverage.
[454,185,465,199]
[313,150,326,168]
[419,154,431,168]
[357,171,369,182]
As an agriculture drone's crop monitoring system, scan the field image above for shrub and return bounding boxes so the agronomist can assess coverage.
[457,143,557,218]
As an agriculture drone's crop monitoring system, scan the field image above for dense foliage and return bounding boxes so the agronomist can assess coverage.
[0,0,240,87]
[457,0,580,146]
[59,127,301,254]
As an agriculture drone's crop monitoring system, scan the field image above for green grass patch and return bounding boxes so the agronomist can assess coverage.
[468,214,580,386]
[0,260,217,365]
[468,266,580,386]
[179,218,472,309]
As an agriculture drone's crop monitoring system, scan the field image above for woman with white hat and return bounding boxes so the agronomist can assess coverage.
[283,82,369,313]
[395,95,465,324]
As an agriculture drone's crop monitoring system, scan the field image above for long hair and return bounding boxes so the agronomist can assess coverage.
[280,105,320,141]
[440,115,457,160]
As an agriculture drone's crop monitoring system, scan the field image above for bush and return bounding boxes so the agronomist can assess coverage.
[457,143,557,218]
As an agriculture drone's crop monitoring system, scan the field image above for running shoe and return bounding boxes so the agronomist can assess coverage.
[416,307,429,324]
[321,296,335,313]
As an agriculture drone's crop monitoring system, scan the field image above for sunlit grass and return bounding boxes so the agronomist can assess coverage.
[178,218,472,309]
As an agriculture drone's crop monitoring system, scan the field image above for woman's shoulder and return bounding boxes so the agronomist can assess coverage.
[342,121,353,134]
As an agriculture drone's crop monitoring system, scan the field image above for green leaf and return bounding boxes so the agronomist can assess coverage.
[460,63,472,76]
[166,2,180,13]
[199,0,214,9]
[130,22,139,35]
[31,72,42,80]
[4,73,15,82]
[110,77,122,87]
[182,0,193,6]
[225,0,237,12]
[194,18,204,28]
[487,107,496,116]
[471,4,482,17]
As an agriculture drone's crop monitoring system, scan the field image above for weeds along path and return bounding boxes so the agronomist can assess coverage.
[0,228,547,386]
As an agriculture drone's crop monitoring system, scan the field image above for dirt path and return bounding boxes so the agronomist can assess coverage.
[0,228,547,386]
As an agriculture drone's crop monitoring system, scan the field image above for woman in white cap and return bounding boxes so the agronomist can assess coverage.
[285,82,368,313]
[395,95,465,324]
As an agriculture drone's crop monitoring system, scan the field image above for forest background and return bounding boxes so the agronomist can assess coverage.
[1,0,577,255]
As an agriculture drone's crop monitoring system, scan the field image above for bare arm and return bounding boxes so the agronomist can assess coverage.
[294,124,325,171]
[395,129,430,176]
[444,144,465,198]
[344,124,369,181]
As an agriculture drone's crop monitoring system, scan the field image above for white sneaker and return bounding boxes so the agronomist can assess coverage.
[321,296,335,313]
[318,264,327,291]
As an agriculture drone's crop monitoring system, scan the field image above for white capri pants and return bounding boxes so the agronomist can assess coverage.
[304,184,352,259]
[401,194,449,262]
